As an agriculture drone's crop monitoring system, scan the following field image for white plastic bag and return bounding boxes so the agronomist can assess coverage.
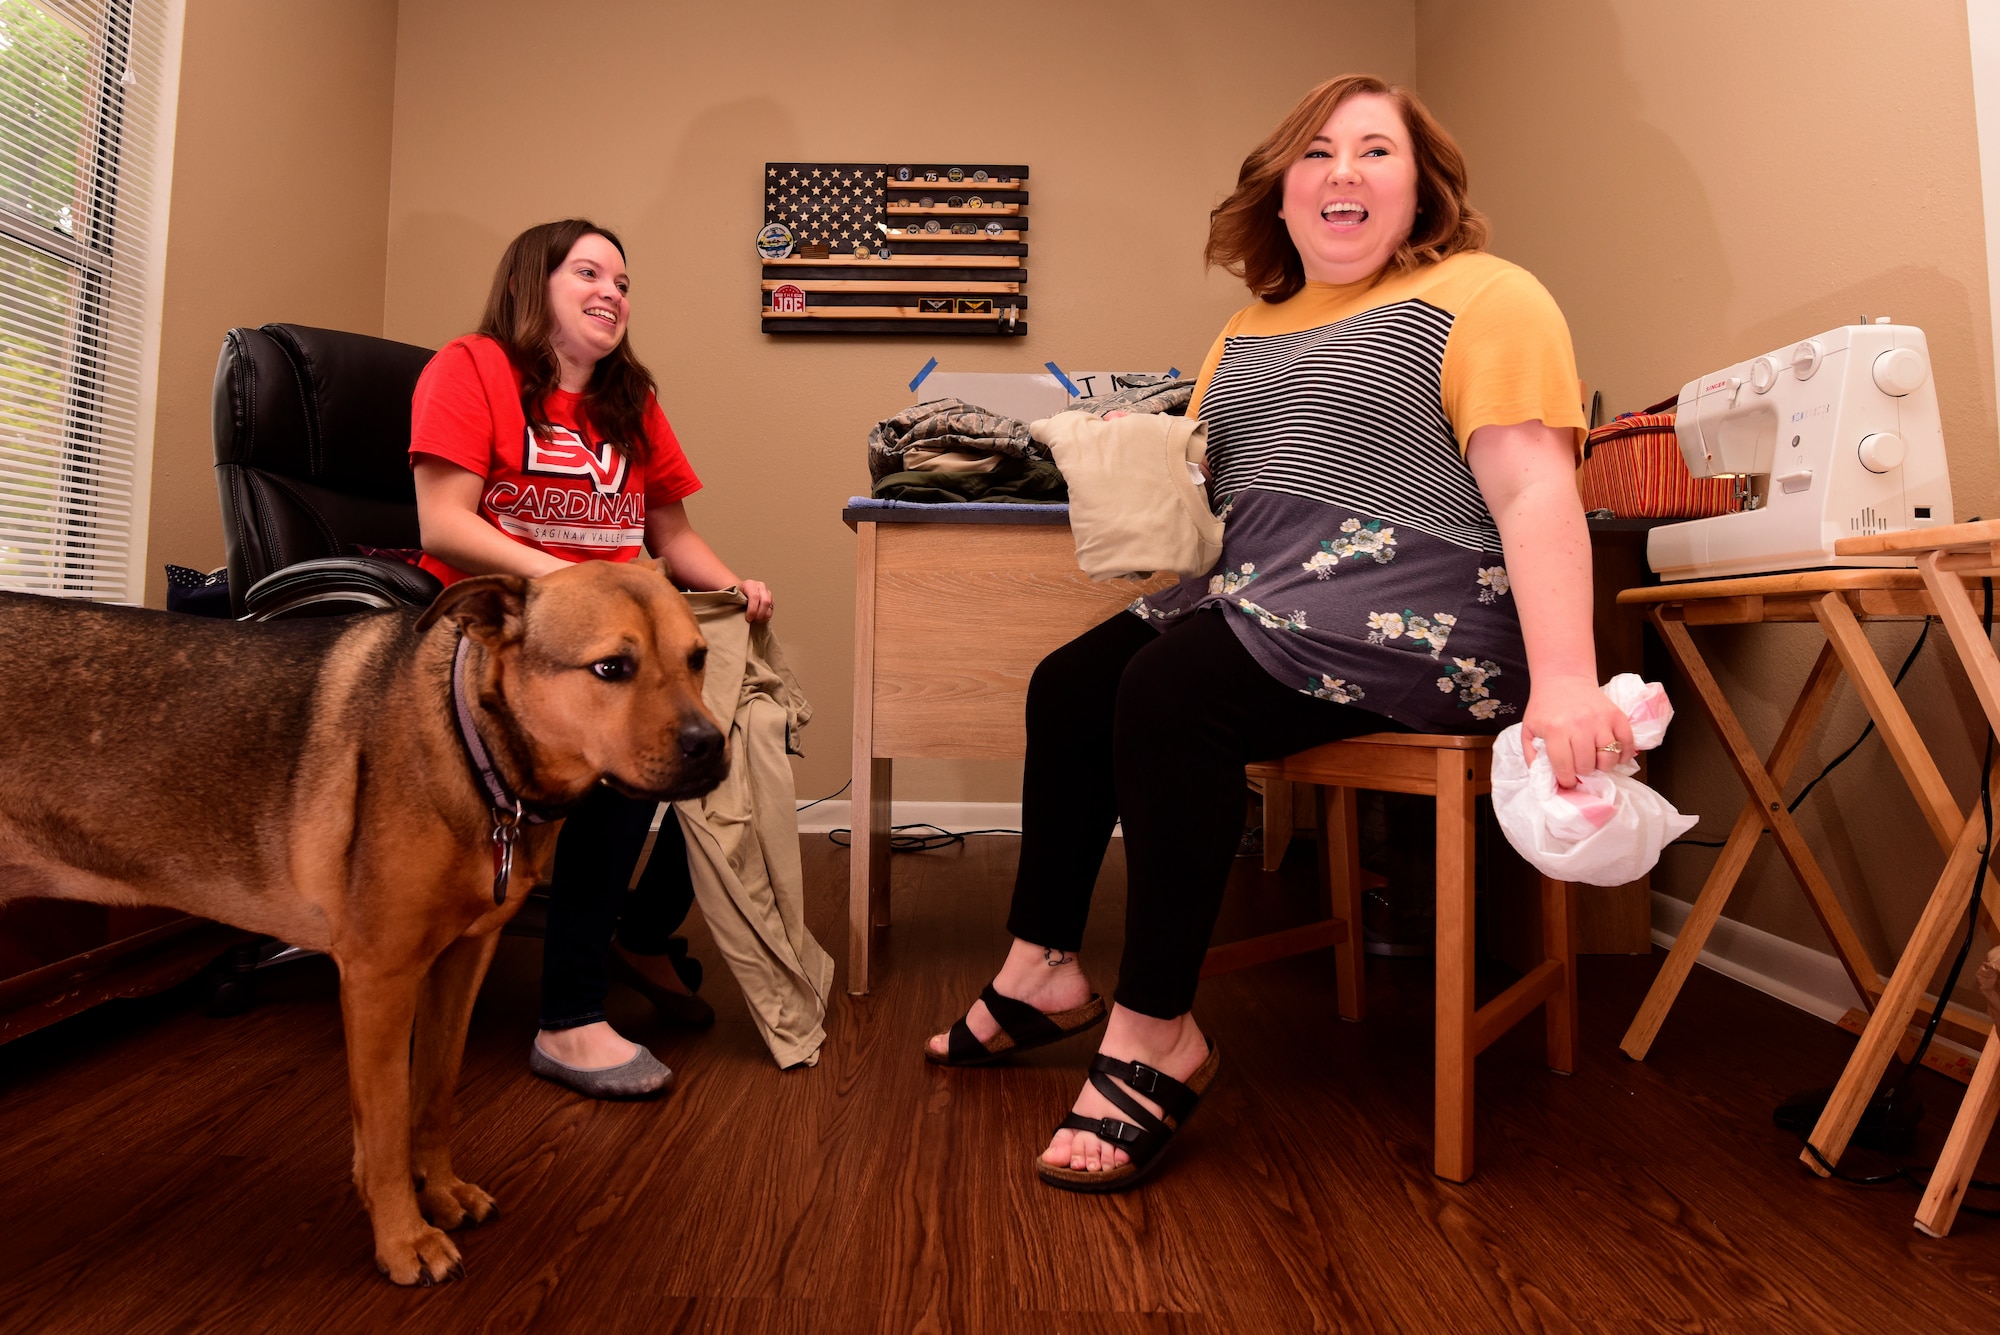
[1489,674,1697,886]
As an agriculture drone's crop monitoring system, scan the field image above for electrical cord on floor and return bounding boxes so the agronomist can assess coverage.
[826,822,1022,851]
[1793,577,2000,1215]
[1667,617,1933,849]
[796,779,850,813]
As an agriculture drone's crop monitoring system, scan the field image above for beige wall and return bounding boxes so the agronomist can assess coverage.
[1418,0,1998,976]
[380,0,1415,804]
[141,0,400,607]
[130,0,2000,978]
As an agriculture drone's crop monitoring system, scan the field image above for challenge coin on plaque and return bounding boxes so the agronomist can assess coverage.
[923,219,941,234]
[946,195,964,208]
[919,195,933,208]
[769,283,808,314]
[947,167,965,182]
[985,221,1003,236]
[972,169,989,182]
[923,170,939,182]
[755,222,795,260]
[896,166,912,181]
[966,195,983,209]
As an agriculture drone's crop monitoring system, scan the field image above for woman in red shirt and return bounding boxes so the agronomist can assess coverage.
[411,218,770,1097]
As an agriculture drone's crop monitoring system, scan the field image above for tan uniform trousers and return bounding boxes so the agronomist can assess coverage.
[675,590,833,1068]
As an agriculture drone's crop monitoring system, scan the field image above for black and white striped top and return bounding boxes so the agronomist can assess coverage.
[1200,298,1500,550]
[1130,252,1584,732]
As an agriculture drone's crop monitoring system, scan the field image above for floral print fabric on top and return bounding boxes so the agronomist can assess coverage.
[1130,488,1529,733]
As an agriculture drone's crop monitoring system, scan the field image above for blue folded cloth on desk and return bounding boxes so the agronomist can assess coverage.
[845,497,1070,514]
[844,497,1072,515]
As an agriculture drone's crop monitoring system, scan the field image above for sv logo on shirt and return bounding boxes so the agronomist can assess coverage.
[524,425,628,494]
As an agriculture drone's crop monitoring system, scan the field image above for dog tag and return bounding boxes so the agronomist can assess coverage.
[490,802,522,905]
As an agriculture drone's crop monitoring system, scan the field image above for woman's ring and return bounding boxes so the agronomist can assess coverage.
[1598,741,1622,755]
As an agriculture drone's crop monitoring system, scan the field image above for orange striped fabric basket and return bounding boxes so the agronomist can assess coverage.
[1576,411,1740,519]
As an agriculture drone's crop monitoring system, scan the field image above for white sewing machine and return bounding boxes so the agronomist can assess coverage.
[1646,320,1954,581]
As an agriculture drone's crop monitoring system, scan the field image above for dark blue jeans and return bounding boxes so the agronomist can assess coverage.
[539,785,696,1031]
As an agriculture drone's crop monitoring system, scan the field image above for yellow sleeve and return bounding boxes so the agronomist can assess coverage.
[1185,312,1243,422]
[1438,266,1586,456]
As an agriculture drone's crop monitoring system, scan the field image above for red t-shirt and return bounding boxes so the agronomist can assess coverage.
[408,334,701,584]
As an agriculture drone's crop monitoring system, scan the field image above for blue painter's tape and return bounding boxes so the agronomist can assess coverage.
[908,356,939,393]
[1043,361,1079,397]
[1165,366,1180,380]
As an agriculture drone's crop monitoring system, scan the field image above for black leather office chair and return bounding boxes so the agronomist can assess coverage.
[206,324,503,1010]
[212,323,442,620]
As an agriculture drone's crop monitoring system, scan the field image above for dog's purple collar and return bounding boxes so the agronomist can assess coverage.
[453,635,548,904]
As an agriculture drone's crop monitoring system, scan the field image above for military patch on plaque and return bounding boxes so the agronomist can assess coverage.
[955,298,993,314]
[770,284,807,314]
[755,222,795,260]
[920,297,954,314]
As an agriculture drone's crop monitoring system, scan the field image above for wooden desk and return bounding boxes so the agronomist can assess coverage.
[845,507,1171,993]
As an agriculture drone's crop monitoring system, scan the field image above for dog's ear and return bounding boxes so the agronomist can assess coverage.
[641,555,673,583]
[416,573,528,644]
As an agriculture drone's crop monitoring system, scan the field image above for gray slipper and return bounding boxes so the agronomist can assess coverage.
[528,1040,675,1099]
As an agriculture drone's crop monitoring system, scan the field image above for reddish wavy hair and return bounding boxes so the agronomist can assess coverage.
[1205,75,1487,303]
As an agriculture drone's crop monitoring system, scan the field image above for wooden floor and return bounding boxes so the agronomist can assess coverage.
[3,837,1999,1333]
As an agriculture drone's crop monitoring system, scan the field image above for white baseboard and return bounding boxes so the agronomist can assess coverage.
[1650,891,1858,1022]
[796,799,1024,836]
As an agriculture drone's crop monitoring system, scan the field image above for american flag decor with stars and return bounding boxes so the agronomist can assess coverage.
[761,161,1029,336]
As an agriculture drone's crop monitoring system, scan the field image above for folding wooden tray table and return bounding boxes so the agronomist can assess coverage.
[1613,564,2000,1083]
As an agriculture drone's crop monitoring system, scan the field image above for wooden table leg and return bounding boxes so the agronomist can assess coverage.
[1815,593,2000,946]
[1261,778,1294,872]
[1621,634,1850,1060]
[1434,749,1477,1182]
[1916,1028,2000,1237]
[1318,785,1364,1022]
[1653,616,1883,1006]
[1804,803,1993,1174]
[1920,554,2000,733]
[1543,875,1578,1074]
[849,522,890,996]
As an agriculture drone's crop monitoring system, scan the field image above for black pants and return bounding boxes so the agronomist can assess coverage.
[1005,608,1397,1018]
[539,785,696,1031]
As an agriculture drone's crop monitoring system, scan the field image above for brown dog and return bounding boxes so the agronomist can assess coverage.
[0,559,725,1284]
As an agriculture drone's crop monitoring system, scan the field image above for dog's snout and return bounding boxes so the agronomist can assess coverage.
[679,719,724,765]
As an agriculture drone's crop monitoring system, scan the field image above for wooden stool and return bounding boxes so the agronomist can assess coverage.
[1213,732,1578,1182]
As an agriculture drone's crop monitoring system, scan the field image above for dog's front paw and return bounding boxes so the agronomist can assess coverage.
[374,1223,465,1286]
[418,1175,498,1231]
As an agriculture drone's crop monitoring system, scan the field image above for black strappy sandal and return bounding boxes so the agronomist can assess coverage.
[926,984,1107,1067]
[1037,1042,1221,1193]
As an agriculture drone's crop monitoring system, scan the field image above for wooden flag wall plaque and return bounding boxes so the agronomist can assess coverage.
[760,162,1028,336]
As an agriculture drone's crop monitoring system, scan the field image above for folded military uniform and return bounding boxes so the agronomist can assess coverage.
[1029,409,1224,581]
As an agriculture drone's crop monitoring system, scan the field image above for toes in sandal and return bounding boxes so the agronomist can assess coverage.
[926,983,1107,1067]
[1037,1042,1222,1193]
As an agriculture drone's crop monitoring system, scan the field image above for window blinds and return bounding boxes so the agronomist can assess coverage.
[0,0,176,602]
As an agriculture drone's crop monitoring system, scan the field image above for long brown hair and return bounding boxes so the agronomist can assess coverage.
[478,218,657,457]
[1205,75,1487,303]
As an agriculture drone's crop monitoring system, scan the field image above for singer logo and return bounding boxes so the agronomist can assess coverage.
[524,425,628,493]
